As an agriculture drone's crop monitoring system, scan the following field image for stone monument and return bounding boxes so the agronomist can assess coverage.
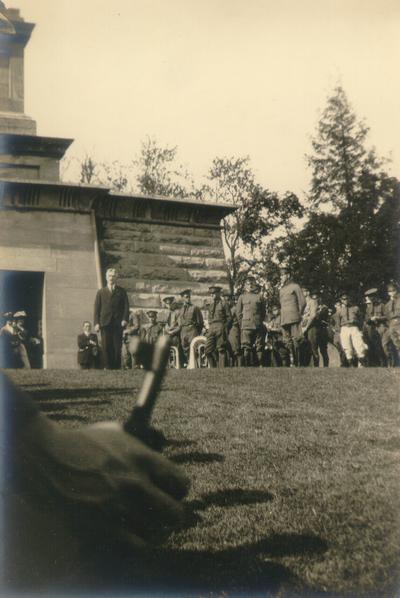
[0,3,234,368]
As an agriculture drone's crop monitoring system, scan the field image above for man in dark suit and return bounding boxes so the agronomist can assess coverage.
[77,321,99,369]
[94,268,129,369]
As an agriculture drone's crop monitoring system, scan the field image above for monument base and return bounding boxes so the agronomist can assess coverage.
[0,111,37,135]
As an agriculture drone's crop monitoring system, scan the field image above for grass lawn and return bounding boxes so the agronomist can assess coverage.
[9,368,400,596]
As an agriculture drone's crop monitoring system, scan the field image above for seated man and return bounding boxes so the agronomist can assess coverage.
[77,321,99,369]
[2,373,189,589]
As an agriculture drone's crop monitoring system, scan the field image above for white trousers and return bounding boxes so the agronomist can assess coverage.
[340,326,367,360]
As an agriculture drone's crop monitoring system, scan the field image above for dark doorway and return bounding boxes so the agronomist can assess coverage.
[0,270,44,368]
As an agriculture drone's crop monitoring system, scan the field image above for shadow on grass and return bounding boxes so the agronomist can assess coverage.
[88,533,328,594]
[189,488,274,510]
[38,399,112,412]
[30,388,134,401]
[165,439,196,448]
[47,413,89,423]
[170,451,225,465]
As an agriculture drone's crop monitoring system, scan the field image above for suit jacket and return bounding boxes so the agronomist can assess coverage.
[77,333,99,365]
[94,285,129,328]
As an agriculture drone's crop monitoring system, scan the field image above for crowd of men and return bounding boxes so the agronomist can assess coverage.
[80,267,400,371]
[1,266,398,370]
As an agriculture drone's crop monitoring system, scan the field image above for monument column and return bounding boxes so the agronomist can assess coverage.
[0,1,36,134]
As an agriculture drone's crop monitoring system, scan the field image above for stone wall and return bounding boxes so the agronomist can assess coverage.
[0,209,98,368]
[99,220,228,309]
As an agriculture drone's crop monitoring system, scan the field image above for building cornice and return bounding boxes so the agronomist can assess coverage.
[0,179,236,228]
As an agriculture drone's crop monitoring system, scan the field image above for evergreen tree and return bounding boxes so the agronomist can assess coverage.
[277,86,400,304]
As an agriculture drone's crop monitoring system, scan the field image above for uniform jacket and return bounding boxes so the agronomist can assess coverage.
[77,332,99,366]
[206,298,232,327]
[94,285,129,328]
[123,312,141,343]
[279,281,305,326]
[165,309,180,336]
[339,305,362,327]
[236,292,266,330]
[384,294,400,321]
[365,302,386,324]
[141,322,163,344]
[178,303,204,334]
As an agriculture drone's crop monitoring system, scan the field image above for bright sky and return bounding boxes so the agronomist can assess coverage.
[15,0,400,196]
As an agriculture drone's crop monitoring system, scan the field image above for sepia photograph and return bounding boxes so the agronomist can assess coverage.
[0,0,399,595]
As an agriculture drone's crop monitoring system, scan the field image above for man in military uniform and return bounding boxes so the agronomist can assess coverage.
[279,266,306,367]
[383,281,400,366]
[163,296,181,346]
[204,286,231,368]
[339,292,367,367]
[265,306,290,367]
[178,289,204,366]
[223,291,242,367]
[163,296,183,368]
[236,278,266,367]
[305,291,330,367]
[140,311,163,345]
[122,309,141,369]
[363,288,387,366]
[330,300,347,366]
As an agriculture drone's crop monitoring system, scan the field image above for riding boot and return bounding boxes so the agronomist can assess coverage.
[207,353,217,368]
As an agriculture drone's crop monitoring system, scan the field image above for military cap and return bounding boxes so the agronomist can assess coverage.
[13,310,27,318]
[209,285,222,293]
[162,296,175,304]
[309,290,319,298]
[339,291,349,299]
[364,288,378,297]
[179,289,192,297]
[146,310,158,317]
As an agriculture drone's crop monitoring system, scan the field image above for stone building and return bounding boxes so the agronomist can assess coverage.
[0,4,234,368]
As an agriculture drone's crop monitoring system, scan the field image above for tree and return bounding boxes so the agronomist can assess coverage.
[205,156,303,294]
[278,86,399,304]
[134,137,194,199]
[307,85,384,211]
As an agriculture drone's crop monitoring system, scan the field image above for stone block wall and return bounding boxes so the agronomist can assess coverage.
[0,209,98,368]
[99,220,229,309]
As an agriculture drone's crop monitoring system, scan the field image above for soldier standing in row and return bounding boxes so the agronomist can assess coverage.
[363,288,387,366]
[141,311,163,345]
[236,278,266,367]
[306,291,330,367]
[163,296,181,346]
[223,292,242,367]
[122,309,141,369]
[265,306,290,367]
[204,286,232,368]
[383,281,400,366]
[338,292,367,367]
[178,289,204,366]
[279,266,306,367]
